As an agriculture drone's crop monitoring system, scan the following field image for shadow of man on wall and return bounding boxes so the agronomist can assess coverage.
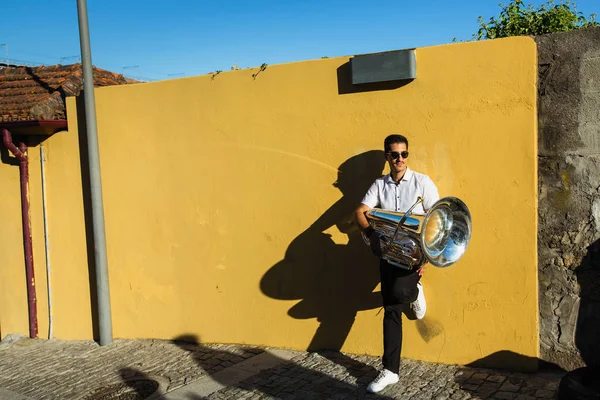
[260,151,385,355]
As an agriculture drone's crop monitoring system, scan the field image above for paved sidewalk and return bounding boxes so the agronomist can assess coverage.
[0,336,562,400]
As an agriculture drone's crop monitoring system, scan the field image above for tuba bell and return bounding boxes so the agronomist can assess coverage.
[362,197,472,269]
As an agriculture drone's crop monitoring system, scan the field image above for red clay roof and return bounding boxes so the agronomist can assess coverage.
[0,64,136,122]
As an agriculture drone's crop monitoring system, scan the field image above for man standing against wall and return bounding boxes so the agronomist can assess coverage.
[355,134,439,394]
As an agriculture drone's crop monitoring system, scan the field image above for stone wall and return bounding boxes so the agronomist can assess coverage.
[536,26,600,370]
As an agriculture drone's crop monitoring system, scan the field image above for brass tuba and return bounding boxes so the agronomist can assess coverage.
[362,197,472,269]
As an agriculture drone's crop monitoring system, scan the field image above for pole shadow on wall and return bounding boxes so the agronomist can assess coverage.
[75,94,101,341]
[260,151,385,357]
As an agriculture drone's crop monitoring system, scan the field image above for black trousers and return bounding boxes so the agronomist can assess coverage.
[379,259,420,374]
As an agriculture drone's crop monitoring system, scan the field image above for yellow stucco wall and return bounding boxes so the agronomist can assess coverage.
[0,155,28,338]
[0,142,50,340]
[0,36,538,368]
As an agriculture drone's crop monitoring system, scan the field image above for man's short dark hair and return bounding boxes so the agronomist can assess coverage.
[384,134,409,153]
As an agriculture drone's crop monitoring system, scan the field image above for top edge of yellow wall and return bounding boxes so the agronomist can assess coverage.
[85,35,536,91]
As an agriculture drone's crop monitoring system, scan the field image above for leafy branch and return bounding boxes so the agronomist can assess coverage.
[474,0,598,40]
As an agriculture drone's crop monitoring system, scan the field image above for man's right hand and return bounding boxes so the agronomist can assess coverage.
[364,227,383,257]
[356,204,385,258]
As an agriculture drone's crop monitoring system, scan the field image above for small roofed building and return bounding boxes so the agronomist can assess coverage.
[0,63,136,134]
[0,64,138,340]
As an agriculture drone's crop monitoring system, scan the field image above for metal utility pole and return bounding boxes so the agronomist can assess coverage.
[76,0,113,346]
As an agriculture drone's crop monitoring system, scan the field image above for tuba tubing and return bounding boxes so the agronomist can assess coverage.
[362,196,472,270]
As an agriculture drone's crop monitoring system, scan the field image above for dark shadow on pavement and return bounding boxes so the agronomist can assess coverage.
[465,350,564,373]
[455,351,565,399]
[118,368,162,399]
[170,334,394,399]
[79,368,163,400]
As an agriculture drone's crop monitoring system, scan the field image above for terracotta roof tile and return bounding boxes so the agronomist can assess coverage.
[0,64,137,122]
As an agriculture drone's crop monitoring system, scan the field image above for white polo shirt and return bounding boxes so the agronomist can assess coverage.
[361,167,440,215]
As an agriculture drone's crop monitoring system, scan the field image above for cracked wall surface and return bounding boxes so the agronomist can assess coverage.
[536,26,600,370]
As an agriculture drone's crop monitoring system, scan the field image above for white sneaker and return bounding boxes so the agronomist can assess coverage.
[367,369,399,393]
[410,282,426,319]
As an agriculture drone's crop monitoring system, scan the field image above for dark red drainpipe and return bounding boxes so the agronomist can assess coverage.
[2,128,37,338]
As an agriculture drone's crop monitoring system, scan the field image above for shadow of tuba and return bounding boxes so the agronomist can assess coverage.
[362,197,472,269]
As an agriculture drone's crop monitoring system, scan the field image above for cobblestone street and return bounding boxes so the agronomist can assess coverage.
[0,336,562,400]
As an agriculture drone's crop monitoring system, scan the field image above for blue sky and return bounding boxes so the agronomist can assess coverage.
[1,0,598,81]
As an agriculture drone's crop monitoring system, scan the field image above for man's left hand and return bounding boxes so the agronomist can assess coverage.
[416,263,428,277]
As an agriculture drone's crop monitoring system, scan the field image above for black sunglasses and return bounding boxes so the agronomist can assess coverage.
[387,151,409,160]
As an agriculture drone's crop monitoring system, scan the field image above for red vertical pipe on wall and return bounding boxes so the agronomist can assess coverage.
[1,128,38,338]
